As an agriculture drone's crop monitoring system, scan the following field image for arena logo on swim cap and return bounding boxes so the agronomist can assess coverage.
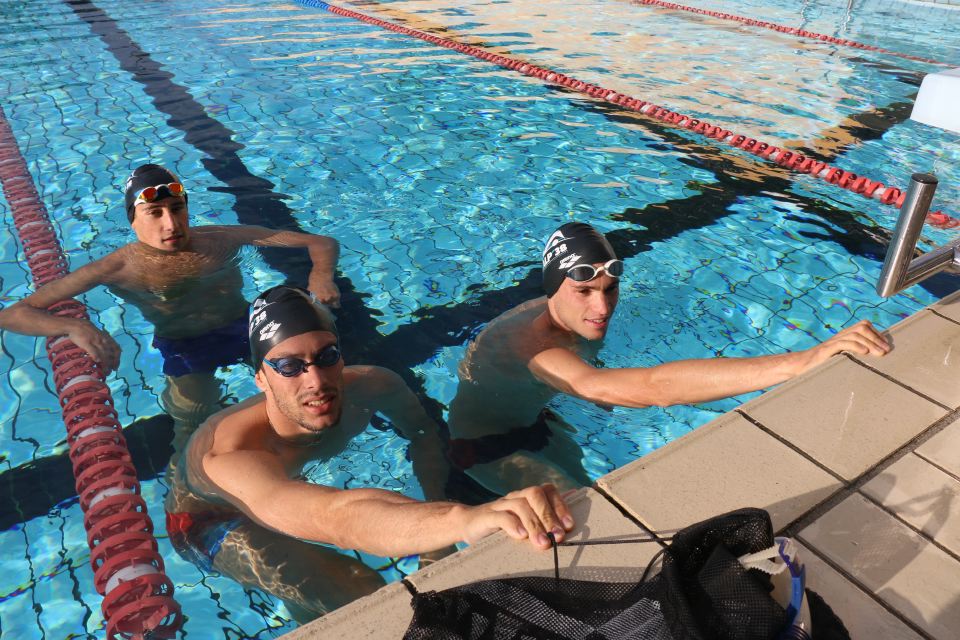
[258,321,281,342]
[557,253,583,270]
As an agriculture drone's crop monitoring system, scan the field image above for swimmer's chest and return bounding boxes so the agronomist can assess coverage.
[125,253,243,303]
[276,407,376,472]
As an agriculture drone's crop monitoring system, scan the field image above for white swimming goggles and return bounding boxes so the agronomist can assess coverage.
[565,259,624,282]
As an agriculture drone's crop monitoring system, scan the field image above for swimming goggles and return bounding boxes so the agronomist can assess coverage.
[739,537,811,640]
[565,259,624,282]
[132,182,187,207]
[263,344,342,377]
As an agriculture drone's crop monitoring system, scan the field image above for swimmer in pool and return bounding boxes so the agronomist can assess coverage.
[164,285,573,620]
[0,164,340,451]
[447,222,891,494]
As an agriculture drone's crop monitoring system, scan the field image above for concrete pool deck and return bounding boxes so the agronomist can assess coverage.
[283,289,960,639]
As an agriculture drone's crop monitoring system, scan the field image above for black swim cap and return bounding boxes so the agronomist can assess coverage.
[249,285,339,371]
[123,164,188,221]
[541,222,618,297]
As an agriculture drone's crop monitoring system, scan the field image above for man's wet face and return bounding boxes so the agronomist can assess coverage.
[256,330,344,437]
[131,196,189,251]
[548,268,619,341]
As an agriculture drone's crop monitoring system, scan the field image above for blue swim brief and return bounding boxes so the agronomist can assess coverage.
[166,510,244,573]
[152,316,250,378]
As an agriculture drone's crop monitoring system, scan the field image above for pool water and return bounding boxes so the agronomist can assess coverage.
[1,0,958,636]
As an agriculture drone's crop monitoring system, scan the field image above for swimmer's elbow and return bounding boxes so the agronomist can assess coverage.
[569,375,623,407]
[311,234,339,252]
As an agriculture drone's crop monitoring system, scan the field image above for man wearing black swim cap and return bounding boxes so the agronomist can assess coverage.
[447,222,891,495]
[0,163,342,453]
[164,285,574,620]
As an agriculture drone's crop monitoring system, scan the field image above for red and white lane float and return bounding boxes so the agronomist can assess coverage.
[296,0,958,229]
[631,0,950,68]
[0,104,181,640]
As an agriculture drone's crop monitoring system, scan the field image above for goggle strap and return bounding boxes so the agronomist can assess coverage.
[738,540,794,576]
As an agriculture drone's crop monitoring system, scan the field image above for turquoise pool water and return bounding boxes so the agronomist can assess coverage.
[1,0,958,636]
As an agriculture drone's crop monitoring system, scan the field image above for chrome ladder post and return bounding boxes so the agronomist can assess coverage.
[876,173,960,297]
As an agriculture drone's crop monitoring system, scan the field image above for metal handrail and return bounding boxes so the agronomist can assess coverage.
[876,173,960,297]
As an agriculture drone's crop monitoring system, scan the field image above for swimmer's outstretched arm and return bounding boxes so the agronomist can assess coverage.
[0,253,123,372]
[203,447,573,556]
[220,225,341,308]
[529,320,891,408]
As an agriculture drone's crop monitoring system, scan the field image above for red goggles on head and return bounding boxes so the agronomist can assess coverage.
[133,182,187,207]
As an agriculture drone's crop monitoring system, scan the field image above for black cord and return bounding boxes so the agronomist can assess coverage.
[558,538,663,546]
[547,532,560,584]
[549,535,666,584]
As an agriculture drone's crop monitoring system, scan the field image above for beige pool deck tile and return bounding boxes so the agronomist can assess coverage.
[283,582,413,640]
[857,309,960,409]
[740,356,947,481]
[931,288,960,323]
[799,494,960,640]
[796,542,922,639]
[916,413,960,478]
[861,452,960,557]
[408,487,660,593]
[597,413,841,535]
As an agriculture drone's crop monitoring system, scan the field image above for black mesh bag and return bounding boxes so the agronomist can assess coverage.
[402,508,850,640]
[403,574,670,640]
[657,507,787,640]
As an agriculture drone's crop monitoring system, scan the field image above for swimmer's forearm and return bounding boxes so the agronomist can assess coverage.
[0,304,121,371]
[306,487,570,556]
[305,236,340,306]
[337,500,471,556]
[292,489,470,556]
[0,301,92,338]
[635,354,802,406]
[578,353,804,408]
[241,480,461,555]
[306,235,339,276]
[580,320,890,407]
[244,478,569,555]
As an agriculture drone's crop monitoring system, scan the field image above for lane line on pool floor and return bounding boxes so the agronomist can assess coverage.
[294,0,958,229]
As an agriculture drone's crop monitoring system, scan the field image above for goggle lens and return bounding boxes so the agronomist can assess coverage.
[265,344,342,377]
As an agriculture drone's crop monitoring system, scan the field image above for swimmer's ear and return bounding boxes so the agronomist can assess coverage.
[253,368,267,391]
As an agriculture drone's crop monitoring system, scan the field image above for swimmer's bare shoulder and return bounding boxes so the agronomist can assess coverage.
[192,225,280,250]
[469,297,570,369]
[180,395,271,499]
[187,225,250,256]
[203,394,271,458]
[53,244,133,291]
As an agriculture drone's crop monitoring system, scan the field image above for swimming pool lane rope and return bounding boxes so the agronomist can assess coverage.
[630,0,951,68]
[0,105,182,640]
[295,0,958,229]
